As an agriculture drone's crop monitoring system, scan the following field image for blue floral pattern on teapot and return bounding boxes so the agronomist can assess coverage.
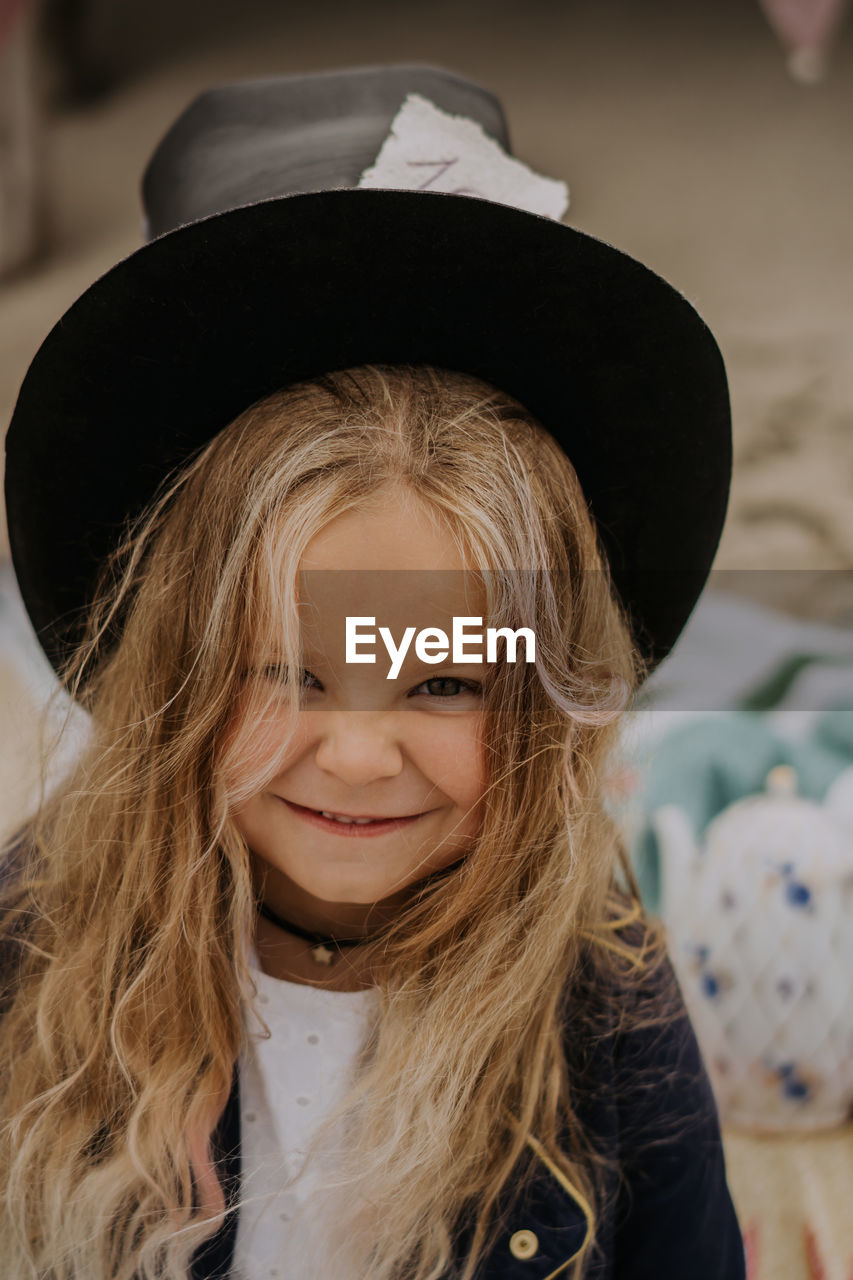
[653,763,853,1132]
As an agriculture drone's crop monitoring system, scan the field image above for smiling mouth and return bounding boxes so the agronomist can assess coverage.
[319,811,397,825]
[281,799,431,833]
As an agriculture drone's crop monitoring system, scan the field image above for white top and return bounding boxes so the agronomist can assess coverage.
[233,952,378,1280]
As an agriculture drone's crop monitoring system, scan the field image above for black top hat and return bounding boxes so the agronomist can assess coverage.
[4,64,731,679]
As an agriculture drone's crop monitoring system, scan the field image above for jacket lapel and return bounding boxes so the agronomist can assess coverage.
[188,1066,613,1280]
[462,1160,595,1279]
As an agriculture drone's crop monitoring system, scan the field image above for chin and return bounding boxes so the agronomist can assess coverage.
[293,870,399,907]
[324,881,400,906]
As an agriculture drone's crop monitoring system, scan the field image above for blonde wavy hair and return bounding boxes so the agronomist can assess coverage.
[0,364,676,1280]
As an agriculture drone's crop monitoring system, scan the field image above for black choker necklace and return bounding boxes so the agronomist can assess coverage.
[258,901,374,967]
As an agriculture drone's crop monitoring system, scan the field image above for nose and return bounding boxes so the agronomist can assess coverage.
[313,711,405,788]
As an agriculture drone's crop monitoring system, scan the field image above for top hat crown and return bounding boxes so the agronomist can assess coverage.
[142,65,510,238]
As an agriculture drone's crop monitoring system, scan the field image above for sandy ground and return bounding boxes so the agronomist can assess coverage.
[1,0,852,622]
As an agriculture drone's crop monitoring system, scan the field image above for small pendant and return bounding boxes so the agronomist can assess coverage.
[311,943,336,966]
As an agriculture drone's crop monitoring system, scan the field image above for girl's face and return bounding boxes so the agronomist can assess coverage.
[229,489,489,933]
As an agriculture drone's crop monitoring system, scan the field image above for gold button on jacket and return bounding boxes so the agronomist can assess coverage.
[509,1229,539,1260]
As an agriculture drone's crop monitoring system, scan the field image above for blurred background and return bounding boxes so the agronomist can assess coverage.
[2,2,853,1276]
[1,0,852,607]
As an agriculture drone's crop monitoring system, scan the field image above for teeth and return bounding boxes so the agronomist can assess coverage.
[320,812,381,824]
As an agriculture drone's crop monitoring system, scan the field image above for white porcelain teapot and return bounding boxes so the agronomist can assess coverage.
[653,764,853,1132]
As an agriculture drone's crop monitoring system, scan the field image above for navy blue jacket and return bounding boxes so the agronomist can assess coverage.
[190,952,747,1280]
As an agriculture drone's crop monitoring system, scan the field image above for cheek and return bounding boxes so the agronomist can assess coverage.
[418,716,488,809]
[219,696,303,807]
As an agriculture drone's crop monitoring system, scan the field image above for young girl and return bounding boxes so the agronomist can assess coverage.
[1,69,744,1280]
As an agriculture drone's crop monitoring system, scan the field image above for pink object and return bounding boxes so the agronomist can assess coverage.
[757,0,850,80]
[0,0,28,51]
[742,1218,761,1279]
[804,1222,828,1280]
[802,1222,853,1280]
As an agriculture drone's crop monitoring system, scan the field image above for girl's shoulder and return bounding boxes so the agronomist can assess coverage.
[569,893,682,1043]
[568,894,715,1138]
[567,897,746,1279]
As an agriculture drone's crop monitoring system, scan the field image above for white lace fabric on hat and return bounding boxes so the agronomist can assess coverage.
[232,950,379,1280]
[358,92,570,220]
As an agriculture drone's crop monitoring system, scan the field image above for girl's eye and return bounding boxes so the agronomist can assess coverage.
[412,676,482,701]
[254,667,480,702]
[258,665,321,690]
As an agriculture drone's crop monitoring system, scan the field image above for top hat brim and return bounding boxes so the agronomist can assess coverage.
[4,188,731,677]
